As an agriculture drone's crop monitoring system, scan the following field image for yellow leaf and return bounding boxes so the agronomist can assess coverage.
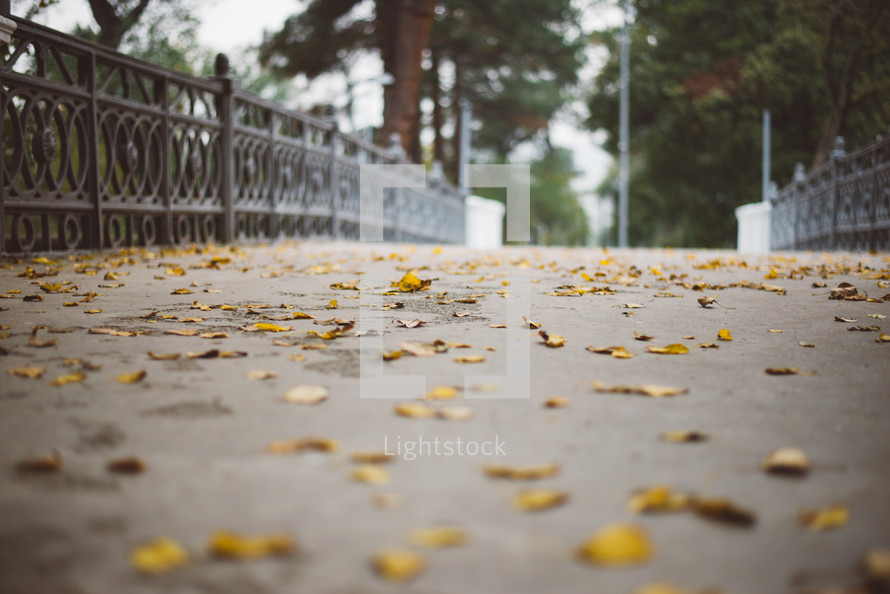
[199,332,228,339]
[118,370,147,384]
[593,381,687,397]
[717,328,733,341]
[90,327,138,337]
[408,527,468,548]
[249,323,292,332]
[425,385,457,400]
[267,437,339,454]
[326,299,339,309]
[513,489,568,512]
[798,504,850,531]
[208,530,295,559]
[576,523,653,566]
[165,267,186,276]
[8,365,45,379]
[282,385,328,404]
[171,288,194,295]
[762,447,809,476]
[350,451,393,464]
[646,343,689,355]
[394,402,436,418]
[166,329,197,336]
[352,464,391,485]
[49,371,86,386]
[484,463,559,480]
[63,302,78,307]
[396,272,432,292]
[876,333,890,343]
[454,354,485,363]
[383,349,403,361]
[659,430,709,443]
[130,537,189,574]
[372,549,426,582]
[863,549,890,581]
[634,584,695,594]
[765,367,799,375]
[538,330,566,348]
[84,309,103,314]
[219,304,238,311]
[288,354,307,362]
[292,311,315,319]
[628,486,690,514]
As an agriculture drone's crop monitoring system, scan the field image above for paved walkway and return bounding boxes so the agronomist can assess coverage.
[1,241,888,594]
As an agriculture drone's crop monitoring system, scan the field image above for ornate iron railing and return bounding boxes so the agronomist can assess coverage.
[770,135,890,251]
[0,16,464,254]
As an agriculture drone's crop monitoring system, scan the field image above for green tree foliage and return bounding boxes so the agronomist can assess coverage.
[529,147,589,246]
[588,0,890,248]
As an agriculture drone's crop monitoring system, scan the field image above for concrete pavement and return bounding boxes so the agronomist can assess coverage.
[1,241,889,594]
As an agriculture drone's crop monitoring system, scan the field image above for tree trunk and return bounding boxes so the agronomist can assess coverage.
[450,61,462,182]
[431,49,445,165]
[378,0,435,160]
[88,0,152,49]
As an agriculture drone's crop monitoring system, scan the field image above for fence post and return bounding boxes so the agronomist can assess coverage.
[829,136,846,249]
[85,51,103,249]
[214,54,236,243]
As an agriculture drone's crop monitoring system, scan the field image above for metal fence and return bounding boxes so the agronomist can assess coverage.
[0,16,465,254]
[770,135,890,251]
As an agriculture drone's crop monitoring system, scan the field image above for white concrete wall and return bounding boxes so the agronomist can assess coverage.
[735,201,772,254]
[464,195,506,249]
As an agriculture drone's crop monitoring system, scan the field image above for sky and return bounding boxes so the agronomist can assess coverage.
[15,0,616,195]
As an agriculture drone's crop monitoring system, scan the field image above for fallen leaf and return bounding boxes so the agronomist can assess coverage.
[219,351,247,359]
[798,504,849,531]
[244,323,292,332]
[396,272,432,292]
[209,530,295,559]
[107,457,147,474]
[288,353,307,362]
[330,280,360,290]
[394,402,436,419]
[351,451,393,464]
[118,370,147,384]
[483,463,559,480]
[130,537,189,574]
[863,549,890,582]
[544,395,568,408]
[393,318,425,328]
[523,316,542,329]
[691,497,756,527]
[717,328,733,341]
[539,330,566,348]
[23,294,44,302]
[762,447,809,476]
[282,384,328,404]
[489,324,507,328]
[829,282,858,299]
[646,343,690,355]
[660,430,709,443]
[621,303,643,309]
[382,302,405,311]
[352,464,391,485]
[301,343,327,351]
[799,341,815,348]
[628,486,690,514]
[586,345,634,358]
[576,523,653,566]
[171,288,194,295]
[593,381,687,397]
[165,267,185,277]
[697,342,719,349]
[49,371,86,386]
[267,437,338,454]
[633,583,696,594]
[84,309,103,314]
[697,295,718,307]
[436,406,473,421]
[28,327,57,348]
[835,316,858,323]
[849,325,880,332]
[454,354,485,363]
[870,313,887,320]
[90,327,137,336]
[16,452,62,473]
[166,329,198,337]
[246,369,277,380]
[767,329,784,333]
[326,299,339,309]
[425,385,457,400]
[372,549,426,582]
[634,332,654,341]
[179,317,204,323]
[765,367,799,375]
[513,489,568,512]
[408,527,468,548]
[148,351,181,360]
[199,332,228,339]
[8,365,45,379]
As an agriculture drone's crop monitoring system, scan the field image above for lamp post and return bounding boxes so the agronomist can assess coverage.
[618,0,631,248]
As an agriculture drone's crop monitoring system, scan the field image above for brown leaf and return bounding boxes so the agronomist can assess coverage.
[835,315,858,323]
[876,333,890,343]
[523,316,542,329]
[199,332,228,339]
[166,329,198,337]
[697,295,718,307]
[382,302,405,311]
[634,331,654,341]
[90,327,138,336]
[28,327,57,348]
[288,354,307,362]
[171,288,194,295]
[765,367,799,375]
[848,325,880,332]
[351,451,393,464]
[586,345,633,358]
[691,497,756,527]
[543,395,569,408]
[799,341,815,348]
[16,452,62,473]
[148,351,181,361]
[107,456,147,474]
[829,282,858,299]
[659,430,709,443]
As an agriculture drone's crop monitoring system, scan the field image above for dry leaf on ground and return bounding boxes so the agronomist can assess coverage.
[765,367,799,375]
[646,343,689,355]
[130,537,189,573]
[798,504,849,531]
[425,385,457,400]
[408,527,468,548]
[513,489,568,512]
[628,486,690,514]
[484,463,559,480]
[659,430,709,443]
[16,452,62,473]
[283,385,328,404]
[454,354,485,363]
[717,328,733,341]
[351,451,393,464]
[118,370,147,384]
[762,447,810,476]
[246,369,277,380]
[372,549,426,582]
[394,319,425,328]
[209,530,295,559]
[395,272,432,292]
[107,457,147,474]
[539,330,566,347]
[49,371,86,386]
[690,497,756,527]
[352,464,391,485]
[267,437,338,454]
[593,381,687,397]
[576,523,653,566]
[8,365,45,378]
[544,395,568,408]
